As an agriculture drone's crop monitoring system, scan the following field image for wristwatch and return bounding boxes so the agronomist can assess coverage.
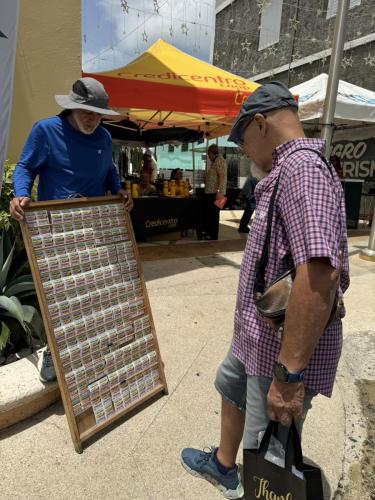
[273,361,305,383]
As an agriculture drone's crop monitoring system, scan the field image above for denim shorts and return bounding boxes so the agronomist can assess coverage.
[214,348,316,449]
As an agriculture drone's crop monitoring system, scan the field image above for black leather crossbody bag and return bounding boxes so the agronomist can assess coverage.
[253,148,342,332]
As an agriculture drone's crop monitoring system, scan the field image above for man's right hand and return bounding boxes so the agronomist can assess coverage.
[9,197,31,221]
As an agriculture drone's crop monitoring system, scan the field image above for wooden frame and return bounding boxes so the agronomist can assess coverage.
[21,195,168,453]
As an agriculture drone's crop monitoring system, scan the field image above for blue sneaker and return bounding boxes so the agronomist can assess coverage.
[180,446,244,499]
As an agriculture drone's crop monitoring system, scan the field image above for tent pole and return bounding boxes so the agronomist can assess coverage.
[192,143,196,193]
[320,0,350,155]
[360,206,375,262]
[205,137,209,174]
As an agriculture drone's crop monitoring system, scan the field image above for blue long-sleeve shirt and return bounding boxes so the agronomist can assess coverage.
[13,115,121,201]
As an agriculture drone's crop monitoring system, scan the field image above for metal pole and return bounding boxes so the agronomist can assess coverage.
[360,205,375,261]
[192,144,196,194]
[320,0,350,156]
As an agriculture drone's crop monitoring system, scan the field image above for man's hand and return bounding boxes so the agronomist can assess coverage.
[9,197,31,221]
[216,191,226,201]
[267,378,305,427]
[117,189,133,211]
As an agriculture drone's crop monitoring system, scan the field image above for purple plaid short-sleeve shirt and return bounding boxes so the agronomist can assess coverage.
[232,138,350,397]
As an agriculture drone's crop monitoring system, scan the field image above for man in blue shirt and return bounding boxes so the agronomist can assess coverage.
[10,77,133,382]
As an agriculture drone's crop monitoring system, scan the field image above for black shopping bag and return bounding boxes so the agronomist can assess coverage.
[243,421,324,500]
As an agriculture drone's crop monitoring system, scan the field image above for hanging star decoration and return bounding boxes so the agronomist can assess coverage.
[252,64,258,74]
[120,0,129,14]
[181,23,189,35]
[213,50,219,61]
[169,25,174,37]
[317,8,323,16]
[289,18,300,31]
[297,71,305,81]
[241,40,252,52]
[341,55,353,69]
[266,46,278,57]
[256,0,270,12]
[292,50,301,62]
[321,55,327,66]
[142,30,148,43]
[356,31,362,37]
[153,0,160,15]
[231,57,238,69]
[229,18,234,24]
[364,53,375,67]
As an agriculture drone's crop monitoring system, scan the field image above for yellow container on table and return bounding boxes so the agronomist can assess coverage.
[132,183,139,198]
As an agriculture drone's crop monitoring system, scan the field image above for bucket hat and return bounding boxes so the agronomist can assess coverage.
[55,77,119,116]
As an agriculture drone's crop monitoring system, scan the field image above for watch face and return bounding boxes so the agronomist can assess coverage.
[273,362,288,382]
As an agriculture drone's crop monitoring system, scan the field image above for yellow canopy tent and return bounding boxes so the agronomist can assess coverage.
[83,39,259,138]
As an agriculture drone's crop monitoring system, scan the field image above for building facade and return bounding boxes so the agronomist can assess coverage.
[7,0,81,163]
[214,0,375,89]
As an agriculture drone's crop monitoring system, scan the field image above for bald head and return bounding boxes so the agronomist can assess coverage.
[241,107,305,172]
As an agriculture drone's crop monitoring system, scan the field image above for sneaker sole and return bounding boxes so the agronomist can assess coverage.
[180,457,244,499]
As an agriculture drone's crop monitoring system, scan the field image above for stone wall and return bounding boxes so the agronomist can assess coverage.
[214,0,375,89]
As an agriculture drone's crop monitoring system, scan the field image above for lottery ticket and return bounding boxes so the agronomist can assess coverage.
[25,210,49,227]
[133,315,152,338]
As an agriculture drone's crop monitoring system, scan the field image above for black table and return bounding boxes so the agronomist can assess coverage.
[130,196,202,241]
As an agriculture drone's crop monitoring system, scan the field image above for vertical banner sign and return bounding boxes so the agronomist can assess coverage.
[0,0,19,193]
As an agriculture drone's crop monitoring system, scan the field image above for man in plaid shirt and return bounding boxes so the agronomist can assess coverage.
[181,82,349,499]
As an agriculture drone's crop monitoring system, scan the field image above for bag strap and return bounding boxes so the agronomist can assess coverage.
[258,420,304,472]
[254,148,334,296]
[257,420,280,458]
[285,420,304,471]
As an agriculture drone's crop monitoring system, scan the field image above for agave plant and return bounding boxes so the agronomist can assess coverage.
[0,229,46,360]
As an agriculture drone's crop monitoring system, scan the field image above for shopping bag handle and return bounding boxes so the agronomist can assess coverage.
[258,420,304,472]
[257,420,280,458]
[285,420,304,472]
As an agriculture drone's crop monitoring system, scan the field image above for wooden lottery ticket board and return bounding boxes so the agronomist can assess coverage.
[20,196,168,453]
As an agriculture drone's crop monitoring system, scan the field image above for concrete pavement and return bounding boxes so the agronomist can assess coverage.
[0,217,374,499]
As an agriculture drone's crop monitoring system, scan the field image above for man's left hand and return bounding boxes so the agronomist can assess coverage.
[118,189,133,211]
[267,378,305,427]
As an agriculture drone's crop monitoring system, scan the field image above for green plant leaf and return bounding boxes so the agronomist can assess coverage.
[6,248,30,283]
[3,274,35,297]
[0,240,15,290]
[0,295,27,328]
[22,305,45,342]
[0,317,30,350]
[0,322,10,350]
